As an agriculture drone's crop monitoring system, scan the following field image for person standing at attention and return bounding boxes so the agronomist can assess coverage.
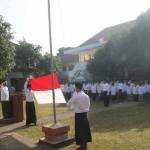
[25,84,37,126]
[0,81,12,119]
[67,82,92,150]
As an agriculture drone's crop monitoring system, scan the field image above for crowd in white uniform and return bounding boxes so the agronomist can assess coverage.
[61,81,150,103]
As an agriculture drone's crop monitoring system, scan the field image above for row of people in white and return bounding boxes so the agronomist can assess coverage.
[61,81,150,96]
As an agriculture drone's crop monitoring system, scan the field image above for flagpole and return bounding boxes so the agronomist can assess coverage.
[47,0,57,124]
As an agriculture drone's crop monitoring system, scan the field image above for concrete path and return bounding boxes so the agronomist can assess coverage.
[0,133,57,150]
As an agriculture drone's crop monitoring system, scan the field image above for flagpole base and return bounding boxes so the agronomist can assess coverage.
[39,123,74,148]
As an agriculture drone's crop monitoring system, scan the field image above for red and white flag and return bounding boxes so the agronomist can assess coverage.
[30,73,66,104]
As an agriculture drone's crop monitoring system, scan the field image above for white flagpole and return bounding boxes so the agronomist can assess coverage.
[47,0,57,124]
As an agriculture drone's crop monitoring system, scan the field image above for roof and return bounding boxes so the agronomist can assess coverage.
[64,42,102,54]
[81,20,135,46]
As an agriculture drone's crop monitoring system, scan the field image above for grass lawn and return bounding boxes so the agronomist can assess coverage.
[0,101,69,119]
[0,99,103,119]
[34,100,104,118]
[15,102,150,150]
[26,102,69,118]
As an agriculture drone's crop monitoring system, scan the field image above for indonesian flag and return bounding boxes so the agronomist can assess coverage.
[30,73,66,104]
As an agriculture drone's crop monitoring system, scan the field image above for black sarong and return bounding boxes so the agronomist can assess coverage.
[26,102,37,125]
[75,112,92,145]
[1,101,12,119]
[103,91,109,107]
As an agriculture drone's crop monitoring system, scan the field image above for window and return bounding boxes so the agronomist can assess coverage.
[84,54,91,61]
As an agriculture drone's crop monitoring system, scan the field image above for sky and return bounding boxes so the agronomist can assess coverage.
[0,0,150,55]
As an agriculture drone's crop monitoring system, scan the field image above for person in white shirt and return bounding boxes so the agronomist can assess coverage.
[91,83,97,102]
[110,82,117,101]
[25,84,37,126]
[67,82,92,150]
[122,81,127,100]
[101,81,110,107]
[148,81,150,100]
[97,82,102,100]
[0,81,12,119]
[117,81,124,101]
[143,81,148,101]
[126,83,132,101]
[138,83,144,101]
[66,83,72,100]
[132,82,139,101]
[85,82,91,99]
[83,82,88,94]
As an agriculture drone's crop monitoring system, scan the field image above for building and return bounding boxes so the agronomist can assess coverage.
[60,20,135,82]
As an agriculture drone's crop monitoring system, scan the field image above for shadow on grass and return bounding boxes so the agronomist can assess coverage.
[89,102,150,133]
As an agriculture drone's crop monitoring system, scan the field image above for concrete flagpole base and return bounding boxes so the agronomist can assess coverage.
[39,123,74,148]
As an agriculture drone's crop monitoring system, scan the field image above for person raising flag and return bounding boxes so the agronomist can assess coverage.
[25,83,37,126]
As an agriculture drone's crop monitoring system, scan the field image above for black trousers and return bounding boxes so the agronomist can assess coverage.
[92,93,97,101]
[1,101,12,119]
[26,102,37,125]
[103,91,109,107]
[75,112,92,145]
[118,90,123,100]
[111,95,116,101]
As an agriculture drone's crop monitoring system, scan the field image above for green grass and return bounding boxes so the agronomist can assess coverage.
[15,102,150,150]
[0,101,69,118]
[0,99,103,120]
[25,101,69,118]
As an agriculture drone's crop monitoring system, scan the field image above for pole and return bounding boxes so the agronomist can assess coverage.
[47,0,57,124]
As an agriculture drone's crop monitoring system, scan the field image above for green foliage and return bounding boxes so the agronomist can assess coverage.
[37,52,62,75]
[0,15,15,79]
[87,9,150,80]
[15,41,63,76]
[15,40,42,76]
[37,52,51,75]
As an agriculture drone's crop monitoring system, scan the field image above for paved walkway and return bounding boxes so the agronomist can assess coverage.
[0,133,56,150]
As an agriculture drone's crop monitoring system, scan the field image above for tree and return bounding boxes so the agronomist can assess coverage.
[15,40,63,77]
[0,15,15,79]
[87,9,150,80]
[37,53,62,75]
[15,40,42,75]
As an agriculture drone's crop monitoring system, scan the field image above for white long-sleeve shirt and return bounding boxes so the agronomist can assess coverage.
[127,85,132,95]
[138,86,144,95]
[91,84,97,93]
[132,85,138,95]
[110,86,116,95]
[67,91,90,113]
[0,86,9,101]
[25,89,35,102]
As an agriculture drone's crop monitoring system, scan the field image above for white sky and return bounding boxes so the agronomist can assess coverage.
[0,0,150,55]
